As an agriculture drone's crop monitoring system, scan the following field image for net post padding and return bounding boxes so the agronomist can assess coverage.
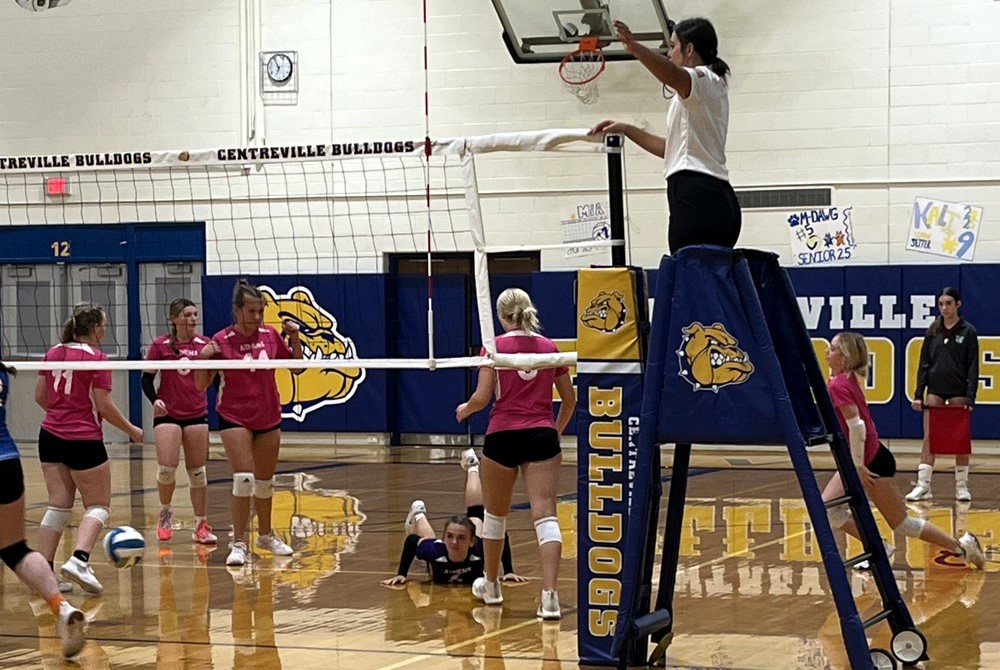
[559,37,606,105]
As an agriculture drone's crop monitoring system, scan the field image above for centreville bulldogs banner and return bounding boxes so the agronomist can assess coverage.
[0,130,605,174]
[575,267,646,667]
[787,263,1000,439]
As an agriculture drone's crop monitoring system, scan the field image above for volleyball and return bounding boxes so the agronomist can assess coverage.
[103,526,146,568]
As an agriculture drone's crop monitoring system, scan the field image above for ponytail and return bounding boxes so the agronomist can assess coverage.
[673,17,730,81]
[61,303,105,344]
[496,288,542,333]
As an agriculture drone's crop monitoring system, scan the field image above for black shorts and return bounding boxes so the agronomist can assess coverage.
[666,170,742,254]
[0,458,26,505]
[867,443,897,478]
[37,427,109,471]
[927,391,965,403]
[483,427,561,469]
[217,416,281,436]
[154,414,209,428]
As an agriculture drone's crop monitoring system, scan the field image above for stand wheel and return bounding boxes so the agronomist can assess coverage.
[891,628,927,665]
[871,648,897,670]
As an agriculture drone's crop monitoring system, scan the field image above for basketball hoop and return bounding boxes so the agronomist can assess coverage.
[559,36,605,104]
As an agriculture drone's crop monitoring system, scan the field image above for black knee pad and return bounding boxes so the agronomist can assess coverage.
[0,540,31,571]
[467,504,485,522]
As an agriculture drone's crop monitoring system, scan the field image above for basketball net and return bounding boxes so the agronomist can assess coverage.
[559,36,605,105]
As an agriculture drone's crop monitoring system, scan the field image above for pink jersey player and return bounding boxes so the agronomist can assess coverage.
[209,324,293,431]
[40,343,112,441]
[145,334,209,420]
[486,332,568,434]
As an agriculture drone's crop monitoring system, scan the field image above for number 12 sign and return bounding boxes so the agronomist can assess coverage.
[907,196,983,261]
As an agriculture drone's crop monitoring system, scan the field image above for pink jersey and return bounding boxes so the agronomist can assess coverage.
[146,334,209,419]
[828,371,880,465]
[40,343,112,441]
[210,325,292,430]
[485,330,568,434]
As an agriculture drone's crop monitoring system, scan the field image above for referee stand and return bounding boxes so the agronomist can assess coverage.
[611,246,926,670]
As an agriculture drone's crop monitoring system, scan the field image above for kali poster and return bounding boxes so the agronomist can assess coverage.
[786,206,857,266]
[907,197,982,261]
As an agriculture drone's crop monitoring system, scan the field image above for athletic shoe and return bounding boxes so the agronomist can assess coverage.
[958,532,986,570]
[57,600,86,658]
[58,581,74,594]
[157,506,174,542]
[853,540,895,571]
[404,500,426,535]
[472,577,503,605]
[955,480,972,502]
[461,448,480,471]
[60,557,103,595]
[192,519,218,545]
[226,541,249,566]
[905,483,932,501]
[537,589,561,620]
[255,531,293,556]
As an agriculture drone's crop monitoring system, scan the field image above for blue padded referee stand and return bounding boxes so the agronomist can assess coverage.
[611,246,926,670]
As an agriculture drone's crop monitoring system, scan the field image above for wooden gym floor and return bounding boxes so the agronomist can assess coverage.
[0,443,996,669]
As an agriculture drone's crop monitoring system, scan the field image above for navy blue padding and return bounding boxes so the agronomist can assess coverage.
[654,247,788,445]
[394,275,468,434]
[743,251,826,439]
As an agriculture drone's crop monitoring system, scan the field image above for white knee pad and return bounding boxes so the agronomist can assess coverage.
[898,516,926,538]
[156,465,177,485]
[233,472,254,498]
[83,505,109,528]
[482,511,507,541]
[187,465,208,489]
[252,477,274,499]
[534,516,562,546]
[827,506,852,530]
[41,507,72,532]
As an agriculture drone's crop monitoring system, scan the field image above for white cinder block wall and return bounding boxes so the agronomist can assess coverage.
[1,0,1000,269]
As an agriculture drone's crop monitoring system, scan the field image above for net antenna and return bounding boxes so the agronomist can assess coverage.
[559,36,606,104]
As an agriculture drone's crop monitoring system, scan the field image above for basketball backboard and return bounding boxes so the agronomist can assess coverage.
[491,0,672,64]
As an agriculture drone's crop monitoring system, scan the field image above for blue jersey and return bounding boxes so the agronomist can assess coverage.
[0,370,19,461]
[415,538,485,585]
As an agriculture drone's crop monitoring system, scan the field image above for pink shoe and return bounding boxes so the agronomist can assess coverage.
[157,507,173,542]
[192,519,218,545]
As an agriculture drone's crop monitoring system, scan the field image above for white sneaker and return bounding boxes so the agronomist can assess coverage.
[404,500,426,535]
[461,448,480,471]
[854,540,895,571]
[958,532,986,570]
[537,589,561,620]
[60,557,103,595]
[57,600,86,658]
[472,576,503,605]
[255,531,293,556]
[226,540,249,566]
[905,483,932,501]
[956,480,972,502]
[58,580,74,593]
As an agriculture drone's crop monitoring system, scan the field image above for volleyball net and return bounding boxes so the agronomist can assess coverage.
[0,129,624,434]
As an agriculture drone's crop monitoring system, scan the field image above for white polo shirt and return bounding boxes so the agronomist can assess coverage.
[662,65,729,181]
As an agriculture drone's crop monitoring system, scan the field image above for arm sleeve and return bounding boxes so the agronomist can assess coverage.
[501,533,514,574]
[141,372,158,404]
[395,534,420,577]
[846,416,866,467]
[915,335,932,400]
[966,328,979,404]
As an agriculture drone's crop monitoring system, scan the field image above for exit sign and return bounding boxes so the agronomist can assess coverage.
[45,177,69,196]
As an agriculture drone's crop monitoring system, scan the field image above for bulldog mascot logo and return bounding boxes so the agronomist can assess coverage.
[580,290,628,333]
[259,285,366,420]
[676,322,754,392]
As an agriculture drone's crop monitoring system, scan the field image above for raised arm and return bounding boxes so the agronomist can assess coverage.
[614,20,693,98]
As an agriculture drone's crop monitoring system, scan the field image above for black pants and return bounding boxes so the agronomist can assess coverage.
[667,170,742,254]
